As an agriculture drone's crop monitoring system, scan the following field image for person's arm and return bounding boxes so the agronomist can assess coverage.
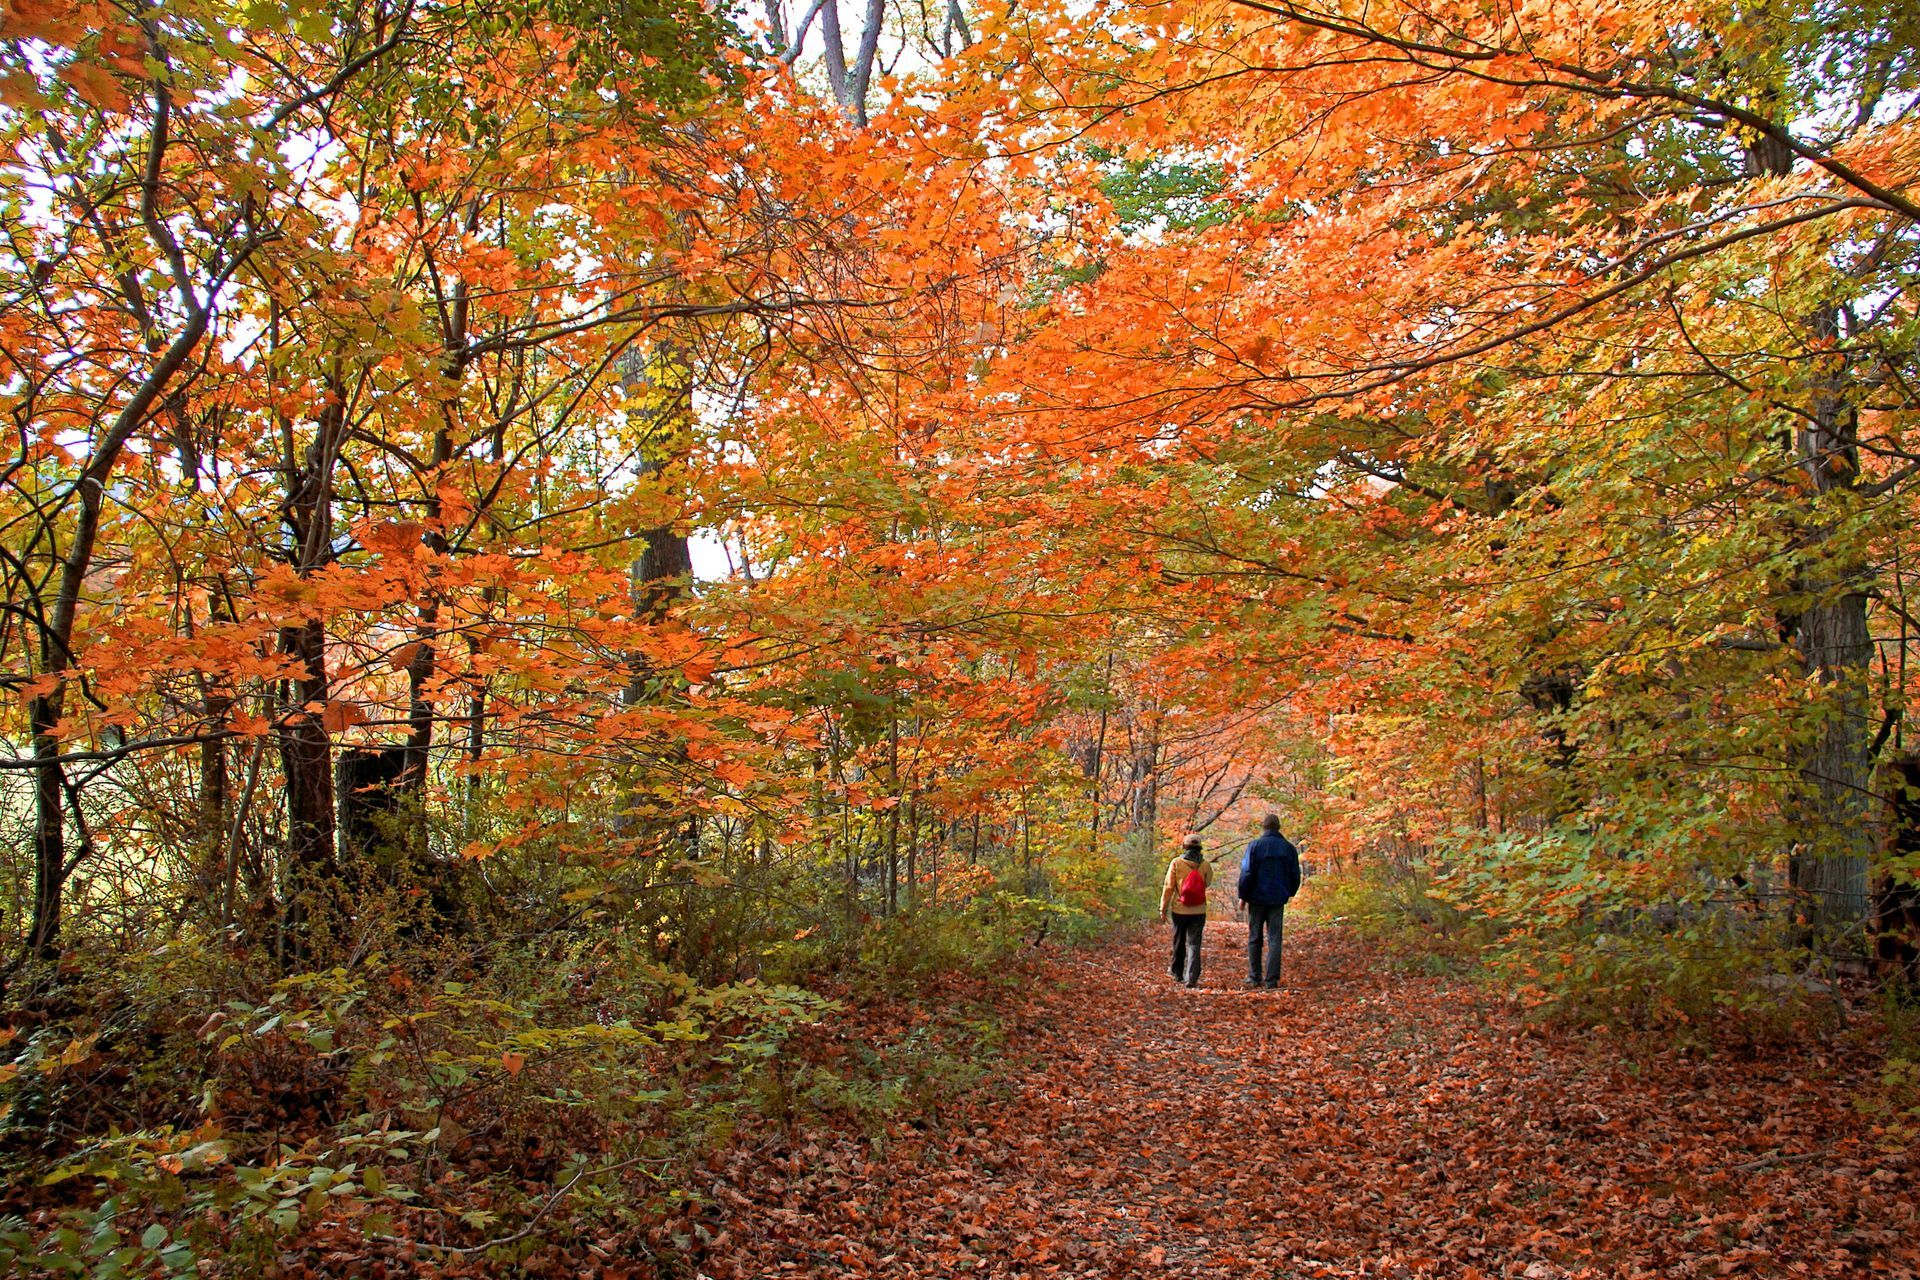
[1159,860,1175,918]
[1281,843,1302,902]
[1237,848,1254,902]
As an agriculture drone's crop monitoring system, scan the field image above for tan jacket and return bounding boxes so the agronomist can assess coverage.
[1160,853,1212,916]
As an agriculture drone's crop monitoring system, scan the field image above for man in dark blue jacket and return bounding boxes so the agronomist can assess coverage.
[1238,814,1301,988]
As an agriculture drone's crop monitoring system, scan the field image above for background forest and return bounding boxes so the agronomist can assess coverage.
[2,0,1918,1272]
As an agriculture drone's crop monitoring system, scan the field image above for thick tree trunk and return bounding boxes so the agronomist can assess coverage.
[1784,313,1874,931]
[1787,599,1874,927]
[1739,133,1877,935]
[277,620,336,954]
[275,357,347,958]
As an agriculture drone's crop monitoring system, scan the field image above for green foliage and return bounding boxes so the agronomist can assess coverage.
[0,924,837,1272]
[1312,841,1849,1043]
[757,1017,1003,1143]
[1306,861,1478,941]
[1857,988,1920,1149]
[539,0,742,109]
[1502,923,1828,1044]
[1093,152,1230,233]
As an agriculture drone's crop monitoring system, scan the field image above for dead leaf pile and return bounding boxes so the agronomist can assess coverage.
[689,925,1918,1279]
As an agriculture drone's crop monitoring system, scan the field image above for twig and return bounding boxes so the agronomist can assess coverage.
[369,1153,667,1256]
[1731,1149,1830,1174]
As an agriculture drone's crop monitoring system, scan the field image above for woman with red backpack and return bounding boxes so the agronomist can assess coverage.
[1159,835,1213,988]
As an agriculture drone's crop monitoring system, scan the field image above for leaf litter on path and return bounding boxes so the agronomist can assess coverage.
[693,926,1919,1279]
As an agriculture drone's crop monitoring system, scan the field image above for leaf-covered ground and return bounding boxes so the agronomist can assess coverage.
[692,925,1919,1279]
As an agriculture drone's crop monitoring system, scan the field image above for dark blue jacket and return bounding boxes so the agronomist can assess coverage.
[1238,833,1301,907]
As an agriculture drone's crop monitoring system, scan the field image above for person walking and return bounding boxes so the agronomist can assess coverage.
[1159,835,1212,988]
[1238,814,1301,988]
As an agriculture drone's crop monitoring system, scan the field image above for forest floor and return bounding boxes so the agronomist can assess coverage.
[688,923,1920,1280]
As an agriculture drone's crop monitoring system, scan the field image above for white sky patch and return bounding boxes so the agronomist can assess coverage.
[689,530,736,581]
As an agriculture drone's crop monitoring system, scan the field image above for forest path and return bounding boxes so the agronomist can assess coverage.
[696,923,1917,1280]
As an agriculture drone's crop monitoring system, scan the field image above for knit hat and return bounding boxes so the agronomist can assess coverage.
[1181,835,1203,855]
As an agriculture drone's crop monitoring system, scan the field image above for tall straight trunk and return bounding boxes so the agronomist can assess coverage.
[1021,791,1034,892]
[1784,306,1874,930]
[885,707,900,915]
[400,450,451,825]
[462,415,509,836]
[1789,596,1874,926]
[1739,136,1877,934]
[1129,725,1160,833]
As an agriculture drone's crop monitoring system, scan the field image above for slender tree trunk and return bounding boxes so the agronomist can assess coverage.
[1021,790,1034,892]
[196,587,234,909]
[1091,651,1111,839]
[905,791,918,913]
[23,290,212,959]
[27,695,68,959]
[199,688,232,898]
[1129,723,1160,833]
[400,204,481,828]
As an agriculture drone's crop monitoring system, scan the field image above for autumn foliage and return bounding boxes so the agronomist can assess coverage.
[2,0,1918,1272]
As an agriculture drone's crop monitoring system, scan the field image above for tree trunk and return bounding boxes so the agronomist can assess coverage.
[277,619,336,954]
[399,206,480,829]
[274,356,347,959]
[27,695,68,959]
[196,586,234,911]
[1783,306,1874,933]
[1784,555,1874,931]
[1736,128,1876,935]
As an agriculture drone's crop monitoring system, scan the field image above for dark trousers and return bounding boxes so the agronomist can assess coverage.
[1169,913,1205,986]
[1247,901,1286,985]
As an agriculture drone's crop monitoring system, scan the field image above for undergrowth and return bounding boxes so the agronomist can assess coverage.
[0,877,1120,1278]
[1305,860,1870,1048]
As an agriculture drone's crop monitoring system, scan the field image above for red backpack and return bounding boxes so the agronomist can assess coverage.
[1178,861,1206,907]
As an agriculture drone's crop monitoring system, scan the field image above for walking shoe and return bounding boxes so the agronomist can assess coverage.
[1263,980,1279,989]
[1244,977,1262,988]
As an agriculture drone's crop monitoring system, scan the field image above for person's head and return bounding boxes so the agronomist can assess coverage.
[1261,813,1281,835]
[1182,835,1203,859]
